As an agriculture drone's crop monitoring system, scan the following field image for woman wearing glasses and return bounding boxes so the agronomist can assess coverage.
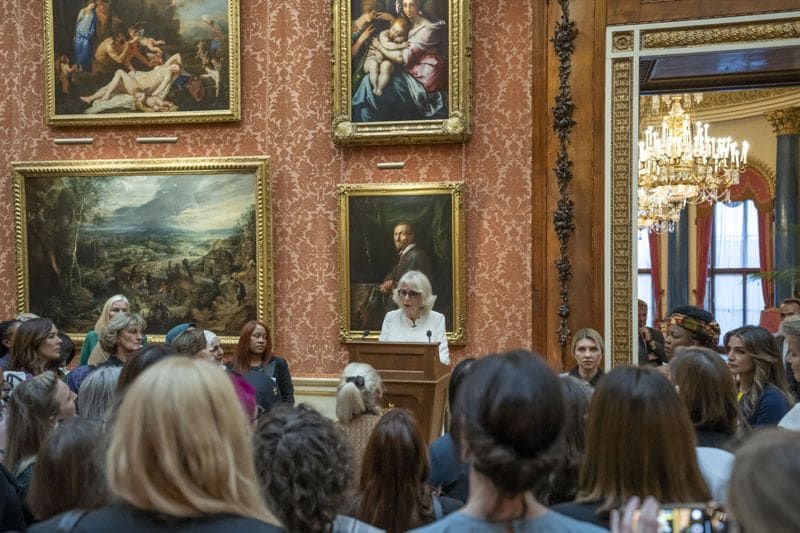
[379,270,449,365]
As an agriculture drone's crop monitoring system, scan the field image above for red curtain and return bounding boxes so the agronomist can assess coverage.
[648,232,663,326]
[757,210,774,307]
[698,168,774,309]
[694,207,714,307]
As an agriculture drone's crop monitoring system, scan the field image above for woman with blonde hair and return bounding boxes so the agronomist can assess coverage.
[79,294,129,365]
[30,357,282,531]
[568,328,604,387]
[336,361,385,491]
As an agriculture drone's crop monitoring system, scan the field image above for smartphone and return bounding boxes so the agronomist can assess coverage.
[654,503,728,533]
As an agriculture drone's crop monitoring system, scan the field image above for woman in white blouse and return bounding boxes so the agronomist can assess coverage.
[378,270,449,365]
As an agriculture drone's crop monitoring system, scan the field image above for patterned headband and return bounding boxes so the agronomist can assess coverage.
[664,313,721,343]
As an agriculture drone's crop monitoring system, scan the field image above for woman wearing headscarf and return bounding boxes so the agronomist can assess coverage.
[662,305,720,362]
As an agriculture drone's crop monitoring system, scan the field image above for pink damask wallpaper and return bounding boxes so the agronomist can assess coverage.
[0,0,534,376]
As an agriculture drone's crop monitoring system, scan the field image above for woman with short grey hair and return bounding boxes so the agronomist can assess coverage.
[90,313,146,367]
[78,366,121,421]
[378,270,449,365]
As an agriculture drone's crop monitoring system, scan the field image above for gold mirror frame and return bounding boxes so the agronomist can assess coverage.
[605,11,800,367]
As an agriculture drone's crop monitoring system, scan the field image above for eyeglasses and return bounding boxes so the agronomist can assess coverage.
[398,289,421,298]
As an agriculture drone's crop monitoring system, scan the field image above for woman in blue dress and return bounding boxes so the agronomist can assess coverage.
[73,2,97,72]
[352,0,448,122]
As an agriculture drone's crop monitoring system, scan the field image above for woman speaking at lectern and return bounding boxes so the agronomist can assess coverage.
[378,270,450,365]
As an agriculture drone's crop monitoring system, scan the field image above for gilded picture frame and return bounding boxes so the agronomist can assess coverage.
[45,0,240,126]
[331,0,472,145]
[337,181,465,342]
[12,157,272,347]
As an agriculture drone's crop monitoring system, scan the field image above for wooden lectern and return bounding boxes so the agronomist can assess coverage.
[346,341,450,443]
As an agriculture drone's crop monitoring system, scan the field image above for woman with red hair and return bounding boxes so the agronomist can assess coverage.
[228,320,294,413]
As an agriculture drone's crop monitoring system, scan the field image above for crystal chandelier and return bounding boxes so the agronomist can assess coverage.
[637,95,749,232]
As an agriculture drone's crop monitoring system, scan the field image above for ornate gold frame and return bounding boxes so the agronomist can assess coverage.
[331,0,472,145]
[605,11,800,367]
[336,181,466,342]
[12,157,272,347]
[44,1,241,126]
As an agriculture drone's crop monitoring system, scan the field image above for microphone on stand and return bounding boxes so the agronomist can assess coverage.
[361,329,370,339]
[426,330,432,343]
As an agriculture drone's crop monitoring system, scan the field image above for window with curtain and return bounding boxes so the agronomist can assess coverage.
[637,228,653,326]
[705,200,762,337]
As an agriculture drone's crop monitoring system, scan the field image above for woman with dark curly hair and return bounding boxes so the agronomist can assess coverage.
[357,409,460,532]
[253,404,380,533]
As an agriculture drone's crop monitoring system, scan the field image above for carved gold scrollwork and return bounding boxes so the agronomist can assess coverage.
[642,19,800,49]
[766,107,800,135]
[610,58,633,368]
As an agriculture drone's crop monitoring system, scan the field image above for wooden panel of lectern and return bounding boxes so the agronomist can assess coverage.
[346,341,450,443]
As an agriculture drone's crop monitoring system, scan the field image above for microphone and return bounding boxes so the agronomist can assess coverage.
[361,329,370,339]
[426,330,432,342]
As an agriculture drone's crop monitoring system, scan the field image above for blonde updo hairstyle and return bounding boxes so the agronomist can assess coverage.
[107,357,278,524]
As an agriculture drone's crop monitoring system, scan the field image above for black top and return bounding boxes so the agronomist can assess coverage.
[0,463,26,532]
[230,356,295,412]
[29,504,284,533]
[568,366,603,388]
[695,428,733,451]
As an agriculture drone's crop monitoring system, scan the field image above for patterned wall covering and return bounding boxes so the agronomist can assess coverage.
[0,0,534,376]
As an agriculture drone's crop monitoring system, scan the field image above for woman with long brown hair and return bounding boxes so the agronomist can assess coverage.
[725,325,794,427]
[8,318,63,376]
[355,409,459,532]
[554,366,710,528]
[228,320,294,413]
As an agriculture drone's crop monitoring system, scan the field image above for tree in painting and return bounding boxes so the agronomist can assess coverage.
[23,173,259,336]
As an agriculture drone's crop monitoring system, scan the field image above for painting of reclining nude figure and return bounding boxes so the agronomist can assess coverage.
[46,0,240,125]
[12,158,273,343]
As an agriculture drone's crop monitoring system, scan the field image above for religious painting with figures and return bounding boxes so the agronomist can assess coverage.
[331,0,472,144]
[337,182,465,342]
[45,0,240,126]
[12,158,272,345]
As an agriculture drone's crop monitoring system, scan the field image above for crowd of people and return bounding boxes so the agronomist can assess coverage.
[0,292,799,531]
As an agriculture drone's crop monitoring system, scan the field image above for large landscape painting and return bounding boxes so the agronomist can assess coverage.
[12,158,272,341]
